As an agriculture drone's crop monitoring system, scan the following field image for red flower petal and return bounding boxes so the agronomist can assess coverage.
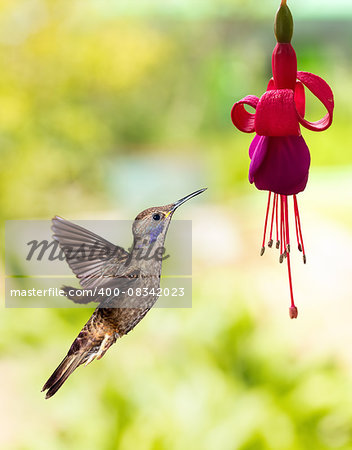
[296,71,334,131]
[255,89,300,136]
[231,95,259,133]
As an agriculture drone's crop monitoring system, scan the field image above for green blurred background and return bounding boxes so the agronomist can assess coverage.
[2,0,352,448]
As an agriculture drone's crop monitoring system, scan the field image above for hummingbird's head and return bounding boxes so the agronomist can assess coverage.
[132,188,206,244]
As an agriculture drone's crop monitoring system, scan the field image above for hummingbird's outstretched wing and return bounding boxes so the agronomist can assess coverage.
[52,216,130,288]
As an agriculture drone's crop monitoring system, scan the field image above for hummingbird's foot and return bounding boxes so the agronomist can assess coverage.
[96,333,117,360]
[84,352,97,367]
[83,333,118,367]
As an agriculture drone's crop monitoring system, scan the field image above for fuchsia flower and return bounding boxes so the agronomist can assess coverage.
[231,0,334,318]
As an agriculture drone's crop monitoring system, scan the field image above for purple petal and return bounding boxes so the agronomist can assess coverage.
[250,135,310,195]
[248,135,268,183]
[249,134,262,159]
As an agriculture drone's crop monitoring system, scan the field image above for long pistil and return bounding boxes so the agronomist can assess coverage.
[283,195,298,319]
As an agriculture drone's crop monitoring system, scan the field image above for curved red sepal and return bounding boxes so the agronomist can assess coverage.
[296,71,334,131]
[231,95,259,133]
[294,81,305,117]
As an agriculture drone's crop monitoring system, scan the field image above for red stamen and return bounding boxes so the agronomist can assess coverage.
[293,195,306,264]
[282,195,287,258]
[275,193,279,249]
[294,205,301,251]
[284,195,290,254]
[261,191,272,255]
[279,195,285,263]
[258,193,300,319]
[280,195,283,259]
[268,193,276,248]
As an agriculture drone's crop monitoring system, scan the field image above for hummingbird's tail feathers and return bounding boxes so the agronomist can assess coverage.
[62,285,102,304]
[42,353,85,399]
[42,326,118,399]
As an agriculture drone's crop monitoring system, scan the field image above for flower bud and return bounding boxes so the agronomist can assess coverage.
[274,2,293,44]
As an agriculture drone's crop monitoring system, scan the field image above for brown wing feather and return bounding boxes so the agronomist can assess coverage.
[52,216,130,289]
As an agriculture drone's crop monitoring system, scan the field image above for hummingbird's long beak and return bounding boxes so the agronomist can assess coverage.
[170,188,207,213]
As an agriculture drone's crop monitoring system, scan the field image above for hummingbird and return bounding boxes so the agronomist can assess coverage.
[42,188,206,398]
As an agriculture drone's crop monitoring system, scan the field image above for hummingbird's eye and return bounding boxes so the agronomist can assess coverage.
[152,213,161,221]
